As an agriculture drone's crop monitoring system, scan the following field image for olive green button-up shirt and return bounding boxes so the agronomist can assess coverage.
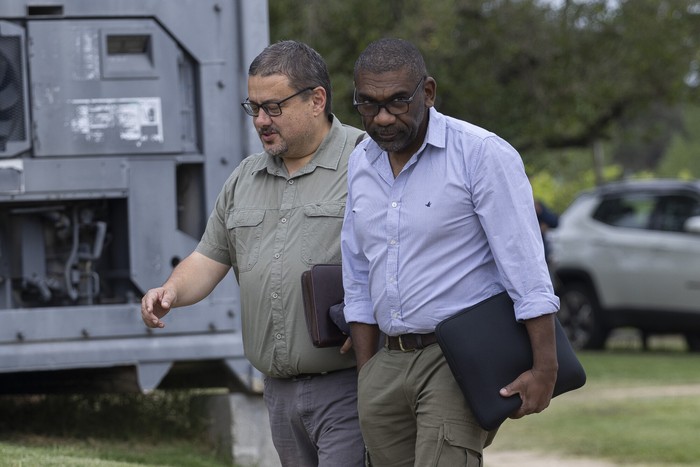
[196,116,363,377]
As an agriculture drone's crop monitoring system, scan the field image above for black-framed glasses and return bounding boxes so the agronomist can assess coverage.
[353,77,425,117]
[241,87,315,117]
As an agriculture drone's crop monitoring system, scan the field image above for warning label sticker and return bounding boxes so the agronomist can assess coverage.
[69,97,164,145]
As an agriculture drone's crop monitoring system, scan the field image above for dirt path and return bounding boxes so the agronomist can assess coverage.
[487,450,620,466]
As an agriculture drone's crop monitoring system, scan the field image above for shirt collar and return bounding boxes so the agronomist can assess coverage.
[424,107,446,150]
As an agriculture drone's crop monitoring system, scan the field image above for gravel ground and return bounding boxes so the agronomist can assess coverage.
[486,450,620,466]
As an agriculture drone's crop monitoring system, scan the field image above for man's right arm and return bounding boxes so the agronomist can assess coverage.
[141,251,230,328]
[350,322,380,371]
[341,145,380,370]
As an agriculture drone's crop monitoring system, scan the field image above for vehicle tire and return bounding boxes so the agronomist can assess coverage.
[684,333,700,352]
[557,282,608,350]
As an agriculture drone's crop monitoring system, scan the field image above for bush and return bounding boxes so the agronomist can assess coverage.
[0,391,209,442]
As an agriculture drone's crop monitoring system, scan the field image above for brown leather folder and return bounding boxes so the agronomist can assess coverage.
[301,264,347,347]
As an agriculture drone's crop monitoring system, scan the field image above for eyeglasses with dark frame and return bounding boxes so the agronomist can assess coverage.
[353,76,426,117]
[241,87,315,117]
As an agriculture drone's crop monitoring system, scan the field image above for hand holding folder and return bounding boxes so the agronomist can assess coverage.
[301,264,349,347]
[435,292,586,431]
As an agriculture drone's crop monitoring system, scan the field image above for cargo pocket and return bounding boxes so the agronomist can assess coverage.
[301,202,345,265]
[431,420,483,467]
[227,209,264,272]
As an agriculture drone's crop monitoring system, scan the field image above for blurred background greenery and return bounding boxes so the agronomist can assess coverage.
[268,0,700,213]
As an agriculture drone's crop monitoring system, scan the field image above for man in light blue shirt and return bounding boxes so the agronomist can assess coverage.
[341,38,560,466]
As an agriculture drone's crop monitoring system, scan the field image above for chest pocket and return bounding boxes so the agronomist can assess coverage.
[227,209,265,272]
[301,202,345,266]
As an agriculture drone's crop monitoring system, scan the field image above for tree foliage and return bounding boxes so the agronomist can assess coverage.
[269,0,700,163]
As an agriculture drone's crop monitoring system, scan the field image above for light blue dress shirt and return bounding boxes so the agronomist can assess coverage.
[341,108,559,336]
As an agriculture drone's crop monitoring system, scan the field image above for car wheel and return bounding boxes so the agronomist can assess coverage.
[557,282,608,350]
[684,333,700,352]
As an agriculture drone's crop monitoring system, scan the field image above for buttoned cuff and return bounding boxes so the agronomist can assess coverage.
[343,300,377,325]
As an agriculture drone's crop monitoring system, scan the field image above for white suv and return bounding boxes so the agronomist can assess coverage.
[549,179,700,351]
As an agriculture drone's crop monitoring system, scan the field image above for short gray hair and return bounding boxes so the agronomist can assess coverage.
[354,38,427,82]
[249,40,332,116]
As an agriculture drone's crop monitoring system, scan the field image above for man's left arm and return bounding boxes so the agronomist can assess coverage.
[499,312,558,419]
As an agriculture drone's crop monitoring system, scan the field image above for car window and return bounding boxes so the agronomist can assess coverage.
[648,194,700,232]
[592,194,654,229]
[593,192,700,232]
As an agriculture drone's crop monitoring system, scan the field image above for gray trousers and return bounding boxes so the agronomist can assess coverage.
[264,367,365,467]
[358,344,498,467]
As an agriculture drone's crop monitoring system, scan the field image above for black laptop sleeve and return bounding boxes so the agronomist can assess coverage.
[435,291,586,431]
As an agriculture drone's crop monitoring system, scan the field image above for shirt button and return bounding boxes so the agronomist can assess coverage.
[281,218,287,223]
[391,201,398,208]
[272,292,279,299]
[288,180,294,184]
[390,239,397,245]
[274,253,280,259]
[275,333,282,340]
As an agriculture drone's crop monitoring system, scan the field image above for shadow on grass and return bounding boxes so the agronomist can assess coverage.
[0,391,209,442]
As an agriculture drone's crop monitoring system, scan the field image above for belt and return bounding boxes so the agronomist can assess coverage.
[385,332,438,351]
[289,367,351,381]
[290,373,326,381]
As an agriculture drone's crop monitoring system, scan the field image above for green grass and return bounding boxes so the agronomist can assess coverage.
[580,351,700,387]
[0,437,227,467]
[491,342,700,466]
[0,392,230,467]
[2,338,700,466]
[495,395,700,465]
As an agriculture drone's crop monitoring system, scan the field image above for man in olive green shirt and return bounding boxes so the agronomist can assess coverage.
[141,41,364,467]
